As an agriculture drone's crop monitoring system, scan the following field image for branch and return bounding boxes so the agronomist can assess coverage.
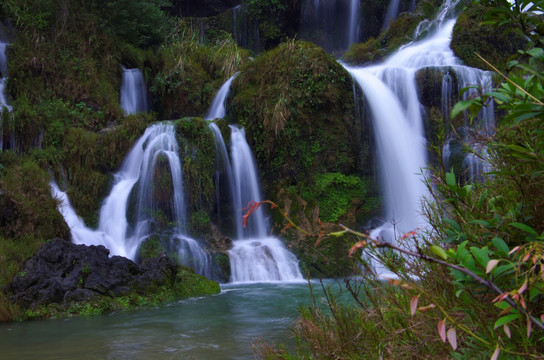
[340,225,544,332]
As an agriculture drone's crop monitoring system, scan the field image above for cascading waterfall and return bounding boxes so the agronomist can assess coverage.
[120,67,149,115]
[204,76,302,282]
[344,0,494,271]
[52,123,211,277]
[228,126,302,282]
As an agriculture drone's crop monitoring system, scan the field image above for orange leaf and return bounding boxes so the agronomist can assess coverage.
[447,328,457,350]
[387,279,401,287]
[348,241,367,257]
[503,324,511,339]
[486,259,500,274]
[410,295,420,316]
[490,345,500,360]
[519,280,528,294]
[437,320,446,343]
[519,295,526,309]
[418,304,436,312]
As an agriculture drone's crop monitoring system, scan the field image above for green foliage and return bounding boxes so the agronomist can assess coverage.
[450,2,526,70]
[231,40,361,190]
[301,173,373,223]
[175,117,216,219]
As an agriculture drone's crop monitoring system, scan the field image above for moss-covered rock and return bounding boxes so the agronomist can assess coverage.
[451,3,526,71]
[230,40,361,191]
[7,238,220,321]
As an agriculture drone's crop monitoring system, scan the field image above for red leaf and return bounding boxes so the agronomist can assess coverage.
[410,295,420,316]
[437,320,446,343]
[348,240,367,257]
[447,328,457,350]
[519,280,528,294]
[418,304,436,312]
[490,345,500,360]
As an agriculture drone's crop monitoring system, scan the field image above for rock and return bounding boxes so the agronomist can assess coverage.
[8,238,212,311]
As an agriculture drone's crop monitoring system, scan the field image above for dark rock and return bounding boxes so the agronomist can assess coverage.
[8,238,186,310]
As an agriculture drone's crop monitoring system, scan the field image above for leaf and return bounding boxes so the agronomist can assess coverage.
[490,345,500,360]
[438,320,446,343]
[410,295,420,316]
[447,328,457,350]
[527,316,532,338]
[430,245,448,260]
[471,246,490,268]
[418,304,436,312]
[494,314,520,329]
[486,259,500,274]
[503,324,512,339]
[492,237,509,256]
[446,172,457,187]
[510,222,538,236]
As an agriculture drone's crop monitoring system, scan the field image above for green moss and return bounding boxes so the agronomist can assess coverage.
[451,3,526,71]
[175,117,216,230]
[230,40,360,192]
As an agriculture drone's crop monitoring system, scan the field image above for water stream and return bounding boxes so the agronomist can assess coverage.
[1,282,337,360]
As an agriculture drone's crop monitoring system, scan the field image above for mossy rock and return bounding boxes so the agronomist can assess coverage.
[451,3,526,71]
[230,40,361,192]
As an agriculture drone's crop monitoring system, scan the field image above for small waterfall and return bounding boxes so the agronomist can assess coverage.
[301,0,360,52]
[0,39,12,152]
[52,123,211,277]
[382,0,401,32]
[205,74,238,120]
[204,77,302,282]
[120,67,149,115]
[227,127,302,282]
[348,0,361,47]
[344,0,494,274]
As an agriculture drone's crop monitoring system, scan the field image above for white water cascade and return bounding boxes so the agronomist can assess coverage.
[228,127,303,282]
[204,76,302,282]
[52,123,211,277]
[344,0,494,271]
[120,67,149,115]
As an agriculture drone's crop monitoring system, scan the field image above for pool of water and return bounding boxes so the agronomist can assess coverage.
[0,281,348,359]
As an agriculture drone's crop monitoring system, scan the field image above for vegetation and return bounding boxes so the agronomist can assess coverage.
[255,0,544,359]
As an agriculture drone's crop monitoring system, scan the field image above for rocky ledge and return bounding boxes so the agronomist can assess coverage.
[8,238,220,318]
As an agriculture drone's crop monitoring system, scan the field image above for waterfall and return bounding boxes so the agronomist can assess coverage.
[205,74,238,120]
[0,39,12,152]
[347,0,361,47]
[204,76,303,282]
[382,0,401,32]
[120,67,149,115]
[52,123,211,278]
[344,0,494,271]
[301,0,360,52]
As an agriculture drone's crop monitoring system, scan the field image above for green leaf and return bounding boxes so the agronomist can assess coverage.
[444,218,461,232]
[510,222,538,236]
[492,237,509,256]
[445,172,456,186]
[470,247,490,268]
[430,245,448,260]
[494,314,520,329]
[469,219,490,227]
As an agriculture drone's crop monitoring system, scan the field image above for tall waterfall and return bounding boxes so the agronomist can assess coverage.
[120,67,149,115]
[205,77,303,282]
[52,123,211,277]
[301,0,360,53]
[0,39,12,152]
[344,0,493,261]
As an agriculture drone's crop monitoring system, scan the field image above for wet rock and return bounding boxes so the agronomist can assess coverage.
[8,238,188,310]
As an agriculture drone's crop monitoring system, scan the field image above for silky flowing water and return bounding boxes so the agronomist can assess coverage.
[0,281,349,359]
